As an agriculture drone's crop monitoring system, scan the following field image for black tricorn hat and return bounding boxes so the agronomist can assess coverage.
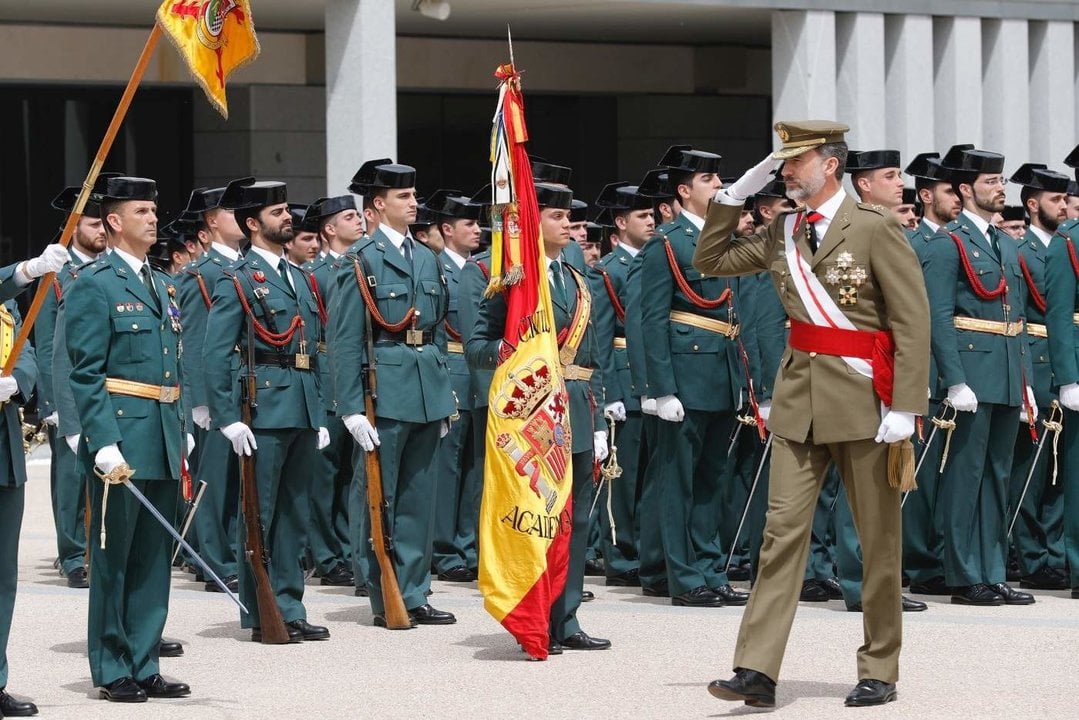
[219,178,287,211]
[52,186,103,219]
[425,189,483,221]
[940,145,1004,176]
[412,199,440,228]
[161,213,200,240]
[583,222,607,244]
[905,153,951,182]
[306,195,357,224]
[1064,144,1079,170]
[534,183,574,210]
[349,159,416,195]
[755,176,789,200]
[846,150,902,174]
[569,199,589,223]
[1069,180,1079,197]
[1009,163,1072,194]
[530,156,572,186]
[183,186,226,218]
[596,182,655,213]
[1000,205,1027,223]
[659,145,722,175]
[638,169,675,199]
[287,202,318,233]
[103,176,158,202]
[901,187,918,205]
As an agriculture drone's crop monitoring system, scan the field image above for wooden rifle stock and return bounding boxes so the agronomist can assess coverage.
[240,314,290,644]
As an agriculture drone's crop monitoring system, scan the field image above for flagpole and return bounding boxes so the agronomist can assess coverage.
[2,23,163,377]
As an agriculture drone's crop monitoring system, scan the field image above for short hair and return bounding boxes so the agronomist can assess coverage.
[817,142,848,180]
[362,195,378,213]
[100,199,122,235]
[1020,186,1039,207]
[669,169,694,197]
[234,207,260,240]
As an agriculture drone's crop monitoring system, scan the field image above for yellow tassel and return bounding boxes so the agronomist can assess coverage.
[888,439,917,492]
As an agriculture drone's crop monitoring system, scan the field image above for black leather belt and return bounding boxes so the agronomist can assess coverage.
[252,350,317,370]
[375,329,434,346]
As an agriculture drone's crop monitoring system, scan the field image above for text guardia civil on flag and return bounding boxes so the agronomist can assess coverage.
[157,0,260,119]
[478,63,573,661]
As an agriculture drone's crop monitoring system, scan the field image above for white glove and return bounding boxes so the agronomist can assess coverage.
[0,377,17,403]
[1059,382,1079,412]
[594,431,609,463]
[316,426,330,450]
[757,400,772,423]
[44,412,59,427]
[192,405,211,430]
[1020,386,1038,424]
[641,396,658,416]
[719,155,779,204]
[23,244,69,278]
[220,421,257,456]
[655,394,685,423]
[874,410,917,444]
[604,401,627,422]
[65,434,79,454]
[947,383,978,413]
[94,444,126,475]
[185,433,195,458]
[343,413,380,452]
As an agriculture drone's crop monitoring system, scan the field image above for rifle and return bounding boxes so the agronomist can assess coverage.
[363,302,412,629]
[240,312,290,644]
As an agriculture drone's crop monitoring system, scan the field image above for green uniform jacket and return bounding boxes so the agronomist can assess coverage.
[0,301,38,488]
[306,253,338,414]
[922,216,1032,407]
[1045,220,1079,387]
[439,253,471,413]
[331,229,455,423]
[177,246,240,410]
[34,249,85,417]
[65,252,183,479]
[622,254,649,400]
[53,260,96,438]
[587,244,641,411]
[906,220,944,398]
[739,270,787,404]
[204,251,325,431]
[459,251,495,409]
[1015,231,1054,405]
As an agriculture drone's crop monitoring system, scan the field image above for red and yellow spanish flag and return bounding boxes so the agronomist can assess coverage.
[156,0,260,119]
[478,64,573,661]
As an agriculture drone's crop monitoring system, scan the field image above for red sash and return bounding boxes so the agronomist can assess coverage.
[788,319,896,407]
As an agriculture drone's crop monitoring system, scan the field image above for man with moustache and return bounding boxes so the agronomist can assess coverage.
[697,121,930,708]
[203,178,331,643]
[65,176,192,702]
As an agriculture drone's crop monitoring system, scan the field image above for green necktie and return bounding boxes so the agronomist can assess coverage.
[277,259,294,294]
[551,261,567,306]
[140,265,159,311]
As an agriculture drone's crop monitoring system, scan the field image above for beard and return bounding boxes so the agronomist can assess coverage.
[263,223,295,245]
[974,188,1005,215]
[786,173,824,203]
[1037,206,1061,233]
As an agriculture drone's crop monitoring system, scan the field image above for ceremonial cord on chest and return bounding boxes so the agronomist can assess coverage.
[598,267,626,323]
[664,237,731,309]
[444,318,462,342]
[306,273,329,326]
[229,275,305,348]
[948,233,1007,300]
[351,257,417,332]
[52,278,62,301]
[1065,237,1079,280]
[1018,255,1047,314]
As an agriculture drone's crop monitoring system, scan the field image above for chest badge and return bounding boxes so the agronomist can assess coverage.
[825,251,867,306]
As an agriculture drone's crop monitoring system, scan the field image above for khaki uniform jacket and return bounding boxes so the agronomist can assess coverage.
[694,195,930,444]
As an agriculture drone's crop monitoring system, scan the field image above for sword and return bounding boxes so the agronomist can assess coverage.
[900,403,956,508]
[171,479,208,564]
[1008,401,1063,538]
[96,464,248,614]
[724,433,772,573]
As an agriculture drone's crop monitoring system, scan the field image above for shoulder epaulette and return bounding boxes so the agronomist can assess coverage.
[856,202,888,215]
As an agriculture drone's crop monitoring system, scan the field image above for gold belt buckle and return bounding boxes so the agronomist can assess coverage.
[295,353,311,370]
[158,386,177,403]
[406,328,424,345]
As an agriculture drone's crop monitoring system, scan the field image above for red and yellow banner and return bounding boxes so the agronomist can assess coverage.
[156,0,260,119]
[478,64,573,661]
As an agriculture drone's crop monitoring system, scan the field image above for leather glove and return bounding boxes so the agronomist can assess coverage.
[757,400,772,424]
[0,377,18,403]
[192,405,212,431]
[44,412,59,427]
[1019,385,1038,424]
[220,421,257,456]
[185,433,195,458]
[316,426,330,450]
[65,434,79,454]
[604,401,627,422]
[655,394,685,423]
[641,396,658,416]
[1059,382,1079,412]
[874,410,917,444]
[440,419,450,438]
[23,244,69,279]
[343,413,380,452]
[94,444,126,475]
[947,383,978,413]
[594,431,609,463]
[718,154,779,204]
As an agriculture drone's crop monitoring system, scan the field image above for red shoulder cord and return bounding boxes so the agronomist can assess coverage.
[948,233,1007,299]
[1066,237,1079,280]
[183,268,212,310]
[664,236,731,309]
[1018,255,1047,314]
[444,319,462,343]
[598,267,626,323]
[475,260,490,280]
[229,275,304,347]
[306,273,329,326]
[351,258,416,333]
[51,278,62,301]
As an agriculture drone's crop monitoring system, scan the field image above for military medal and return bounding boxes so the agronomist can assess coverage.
[126,303,135,312]
[135,302,144,312]
[253,271,267,283]
[825,251,867,306]
[116,303,125,313]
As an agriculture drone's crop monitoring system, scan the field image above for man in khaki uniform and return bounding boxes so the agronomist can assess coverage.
[695,121,930,709]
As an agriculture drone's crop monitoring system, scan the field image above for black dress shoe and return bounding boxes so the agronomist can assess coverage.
[902,595,927,612]
[1019,567,1068,590]
[99,677,147,703]
[354,584,369,597]
[547,640,563,655]
[373,614,417,629]
[0,689,39,716]
[1006,556,1022,582]
[844,679,897,707]
[438,566,477,582]
[560,631,611,650]
[288,619,330,640]
[711,584,749,606]
[605,569,641,587]
[641,584,670,598]
[137,674,191,699]
[820,577,843,599]
[584,558,605,576]
[159,641,184,658]
[909,576,951,595]
[672,586,724,607]
[727,563,751,582]
[205,575,239,593]
[989,582,1035,605]
[951,584,1004,606]
[800,579,831,602]
[707,668,776,708]
[320,564,354,586]
[251,624,304,643]
[66,566,89,589]
[409,603,456,625]
[581,590,595,602]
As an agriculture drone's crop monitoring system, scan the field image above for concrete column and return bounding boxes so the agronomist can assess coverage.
[884,14,934,164]
[1029,21,1075,168]
[933,16,983,149]
[325,0,397,197]
[982,18,1030,171]
[835,12,886,150]
[772,10,837,140]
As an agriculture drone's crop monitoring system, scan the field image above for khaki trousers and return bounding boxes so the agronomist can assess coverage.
[733,436,902,683]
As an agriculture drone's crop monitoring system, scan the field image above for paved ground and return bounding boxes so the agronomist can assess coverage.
[6,458,1079,719]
